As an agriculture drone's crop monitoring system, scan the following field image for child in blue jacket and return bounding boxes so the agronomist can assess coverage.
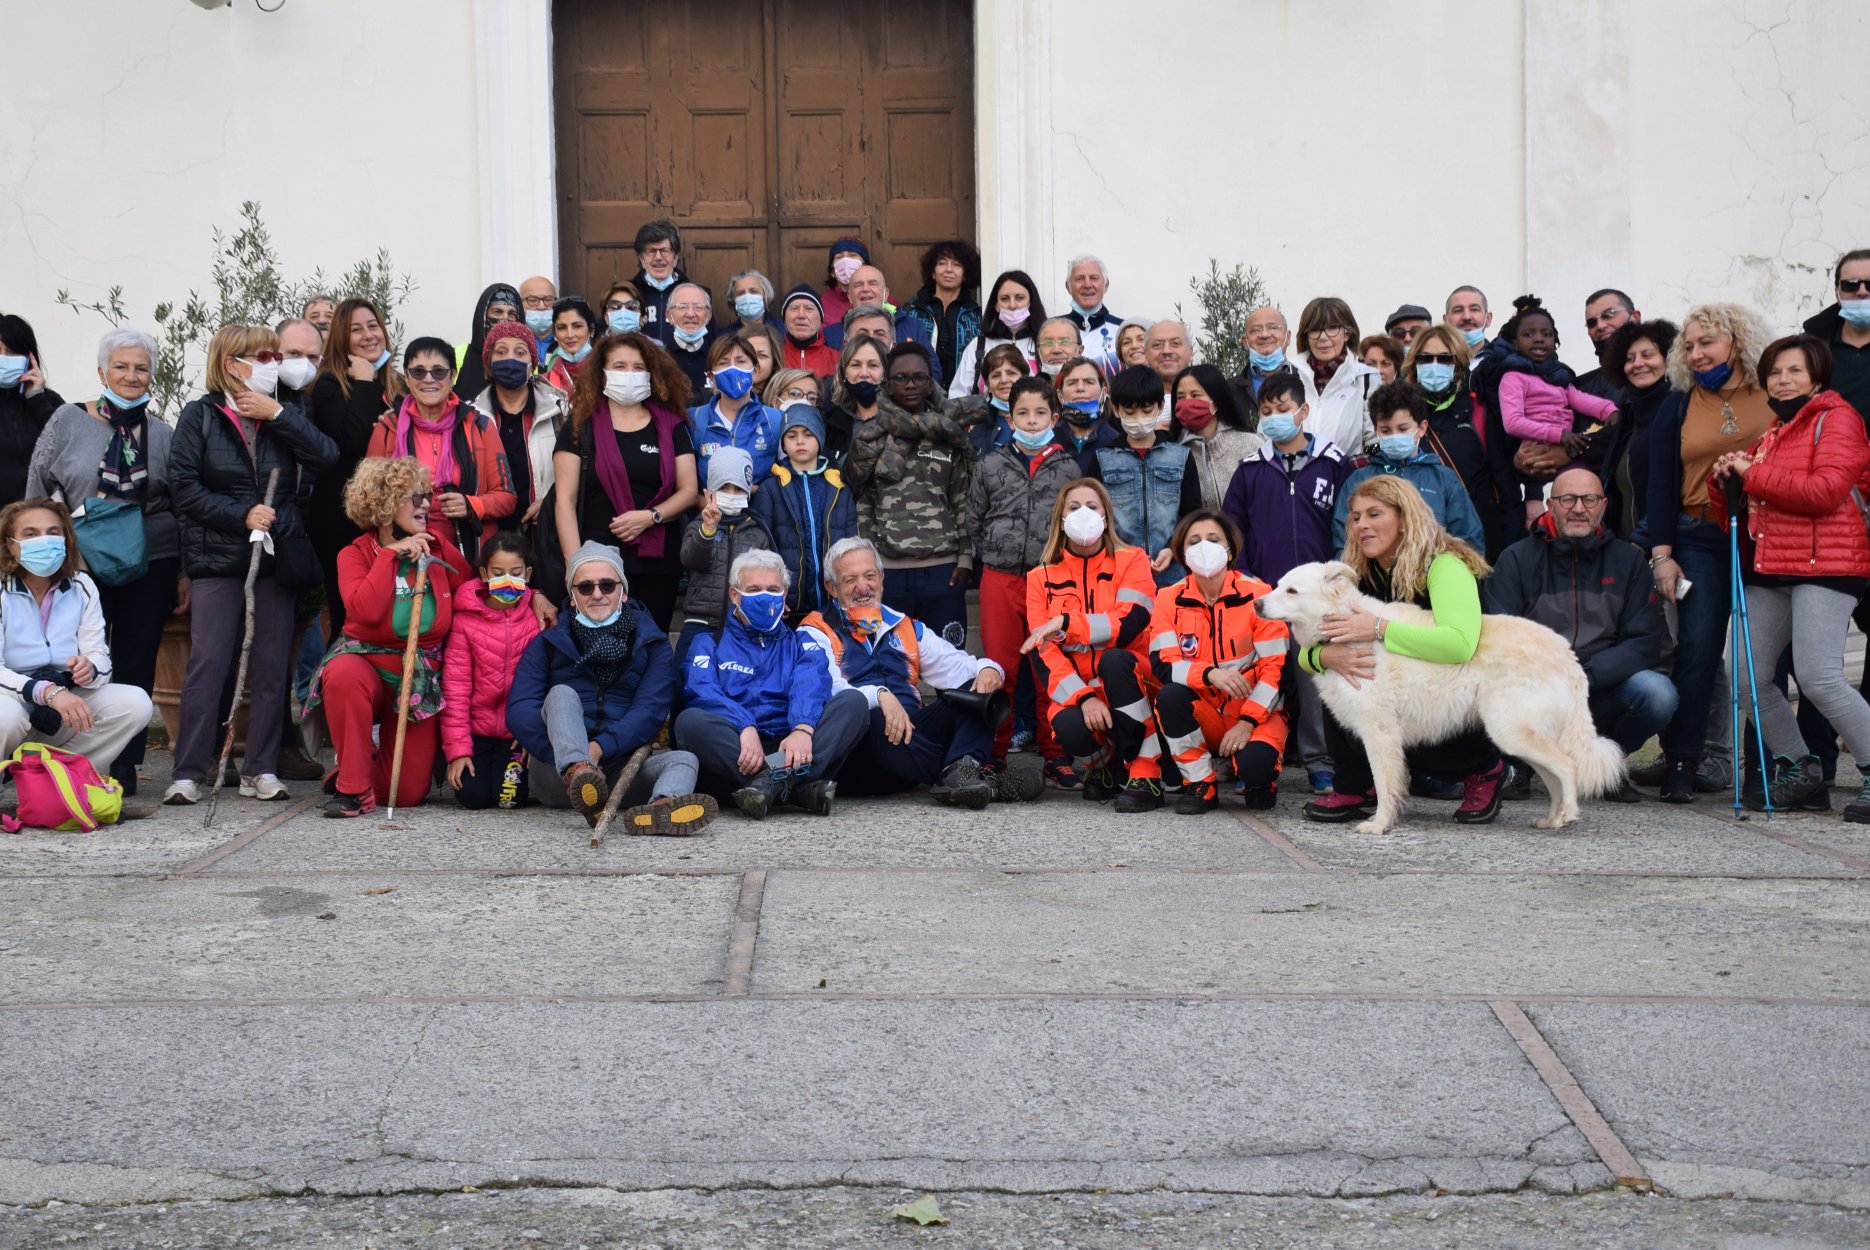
[1333,380,1485,552]
[750,404,857,621]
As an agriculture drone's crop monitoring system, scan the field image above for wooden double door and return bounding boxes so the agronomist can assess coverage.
[554,0,975,308]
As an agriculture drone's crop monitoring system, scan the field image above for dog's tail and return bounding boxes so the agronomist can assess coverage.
[1564,717,1628,798]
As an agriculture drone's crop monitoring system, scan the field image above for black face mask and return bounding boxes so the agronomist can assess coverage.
[846,380,880,407]
[1768,394,1809,423]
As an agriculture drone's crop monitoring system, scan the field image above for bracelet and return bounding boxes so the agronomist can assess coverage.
[1649,553,1673,567]
[1374,618,1388,643]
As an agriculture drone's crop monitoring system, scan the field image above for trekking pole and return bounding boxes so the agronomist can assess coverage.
[384,554,433,821]
[204,469,280,829]
[1725,476,1774,818]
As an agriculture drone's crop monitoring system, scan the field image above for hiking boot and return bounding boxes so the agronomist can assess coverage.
[1500,763,1533,801]
[1659,756,1697,804]
[1628,757,1667,786]
[1695,754,1732,793]
[625,793,718,837]
[1114,776,1164,813]
[1042,758,1081,790]
[1453,760,1506,824]
[162,779,202,805]
[1845,781,1870,824]
[1174,781,1220,815]
[1744,754,1828,812]
[930,756,994,810]
[322,791,375,819]
[239,774,290,801]
[1307,769,1335,795]
[1242,781,1279,811]
[275,743,325,782]
[989,762,1044,803]
[789,778,836,816]
[1409,773,1462,801]
[732,771,782,820]
[1303,789,1377,822]
[1080,763,1118,803]
[563,762,609,828]
[1605,777,1643,804]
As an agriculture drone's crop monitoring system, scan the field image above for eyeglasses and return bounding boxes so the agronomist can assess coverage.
[406,366,454,381]
[1414,353,1455,366]
[604,298,642,312]
[242,351,285,365]
[668,303,708,315]
[1583,306,1631,329]
[521,295,555,309]
[1840,278,1870,296]
[888,372,930,384]
[1307,326,1349,339]
[641,245,676,259]
[572,578,622,596]
[780,388,817,403]
[1551,493,1605,510]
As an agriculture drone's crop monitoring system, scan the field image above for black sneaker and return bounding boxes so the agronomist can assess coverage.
[1605,777,1643,804]
[1081,764,1118,803]
[989,763,1044,803]
[323,791,375,819]
[275,743,326,782]
[1409,773,1462,800]
[1659,756,1697,804]
[733,771,781,820]
[1627,757,1667,786]
[1694,754,1732,794]
[789,779,836,816]
[1173,781,1219,815]
[1043,758,1081,790]
[1114,776,1164,813]
[931,756,994,810]
[1845,781,1870,824]
[1242,782,1278,811]
[1745,754,1827,812]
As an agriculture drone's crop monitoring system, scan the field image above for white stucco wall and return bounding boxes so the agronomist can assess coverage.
[2,0,487,398]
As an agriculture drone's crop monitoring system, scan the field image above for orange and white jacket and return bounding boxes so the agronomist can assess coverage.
[1147,569,1289,726]
[1025,543,1157,707]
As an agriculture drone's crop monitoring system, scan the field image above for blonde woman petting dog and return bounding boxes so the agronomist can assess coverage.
[1298,476,1503,824]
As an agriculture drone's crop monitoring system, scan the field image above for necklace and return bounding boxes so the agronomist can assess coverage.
[1720,399,1737,436]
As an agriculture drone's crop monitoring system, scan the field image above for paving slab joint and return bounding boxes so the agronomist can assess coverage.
[723,868,767,995]
[1228,809,1329,872]
[168,794,322,877]
[1488,999,1653,1192]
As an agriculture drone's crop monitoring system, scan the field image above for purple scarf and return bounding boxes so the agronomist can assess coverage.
[394,395,461,485]
[592,401,680,558]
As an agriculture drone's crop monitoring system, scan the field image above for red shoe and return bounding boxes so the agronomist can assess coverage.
[1302,789,1376,823]
[1454,760,1507,824]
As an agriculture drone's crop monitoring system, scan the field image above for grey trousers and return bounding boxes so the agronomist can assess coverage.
[1742,582,1870,765]
[172,576,297,782]
[527,684,698,807]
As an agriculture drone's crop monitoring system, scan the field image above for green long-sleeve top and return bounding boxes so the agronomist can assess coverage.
[1299,551,1483,672]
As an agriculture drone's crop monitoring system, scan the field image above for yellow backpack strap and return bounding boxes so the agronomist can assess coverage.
[24,744,96,831]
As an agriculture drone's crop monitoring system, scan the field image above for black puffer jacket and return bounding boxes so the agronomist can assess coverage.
[170,393,338,580]
[0,383,63,509]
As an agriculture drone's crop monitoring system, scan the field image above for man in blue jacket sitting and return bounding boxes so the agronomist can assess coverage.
[674,548,868,818]
[507,542,716,835]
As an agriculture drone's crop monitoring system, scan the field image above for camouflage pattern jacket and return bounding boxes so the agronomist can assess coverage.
[846,398,973,568]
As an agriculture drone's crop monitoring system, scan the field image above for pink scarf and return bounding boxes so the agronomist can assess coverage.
[394,394,461,486]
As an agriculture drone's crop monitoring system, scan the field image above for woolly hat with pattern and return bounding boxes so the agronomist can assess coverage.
[481,318,538,367]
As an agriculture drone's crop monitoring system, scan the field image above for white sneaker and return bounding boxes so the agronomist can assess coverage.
[239,774,290,801]
[163,779,202,805]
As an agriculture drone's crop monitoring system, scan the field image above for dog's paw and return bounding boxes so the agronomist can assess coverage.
[1530,815,1575,830]
[1352,818,1390,835]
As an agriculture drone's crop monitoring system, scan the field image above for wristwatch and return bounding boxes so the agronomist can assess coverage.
[650,507,664,525]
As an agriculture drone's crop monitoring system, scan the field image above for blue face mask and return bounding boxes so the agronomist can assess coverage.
[714,367,754,400]
[1063,399,1102,425]
[1071,301,1103,319]
[989,395,1010,413]
[1248,349,1285,372]
[1462,327,1485,348]
[736,590,787,633]
[607,308,641,334]
[489,358,532,390]
[1378,433,1418,462]
[103,387,151,410]
[734,294,766,321]
[1841,300,1870,328]
[672,325,708,350]
[1011,424,1055,451]
[573,608,616,629]
[0,356,27,388]
[372,349,393,372]
[1258,412,1300,444]
[1415,362,1455,394]
[1693,363,1733,391]
[525,309,554,336]
[15,535,66,577]
[644,272,677,292]
[559,341,592,364]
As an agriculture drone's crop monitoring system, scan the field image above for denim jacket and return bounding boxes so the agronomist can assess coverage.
[1095,441,1191,570]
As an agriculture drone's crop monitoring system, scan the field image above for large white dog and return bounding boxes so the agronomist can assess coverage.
[1257,561,1625,834]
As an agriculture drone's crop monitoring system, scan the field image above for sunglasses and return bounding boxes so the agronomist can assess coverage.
[1840,278,1870,296]
[242,351,285,365]
[406,366,454,382]
[409,491,433,506]
[572,578,622,597]
[1415,353,1456,366]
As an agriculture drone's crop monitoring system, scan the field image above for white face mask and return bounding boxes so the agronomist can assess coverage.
[278,358,318,392]
[1120,417,1158,440]
[241,359,280,397]
[832,256,862,285]
[1062,506,1106,545]
[605,369,653,405]
[1039,359,1063,377]
[717,492,749,515]
[1185,539,1230,577]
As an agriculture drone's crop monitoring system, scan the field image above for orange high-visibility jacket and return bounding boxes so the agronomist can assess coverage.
[1025,543,1157,707]
[1147,570,1290,727]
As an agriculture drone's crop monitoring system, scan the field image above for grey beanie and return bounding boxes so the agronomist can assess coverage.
[565,541,628,594]
[707,445,755,494]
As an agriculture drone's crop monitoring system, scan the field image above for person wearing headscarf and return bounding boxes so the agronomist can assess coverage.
[454,282,522,400]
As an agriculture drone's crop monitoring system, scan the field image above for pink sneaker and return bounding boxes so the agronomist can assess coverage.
[1302,789,1377,823]
[1454,761,1506,824]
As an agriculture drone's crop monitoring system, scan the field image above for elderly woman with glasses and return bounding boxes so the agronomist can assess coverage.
[165,323,338,806]
[1292,296,1381,456]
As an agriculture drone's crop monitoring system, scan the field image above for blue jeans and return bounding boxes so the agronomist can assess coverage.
[885,562,968,648]
[1590,670,1679,754]
[1663,518,1732,757]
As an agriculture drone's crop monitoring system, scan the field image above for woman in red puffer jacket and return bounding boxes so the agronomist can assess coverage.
[442,532,546,810]
[1709,334,1870,819]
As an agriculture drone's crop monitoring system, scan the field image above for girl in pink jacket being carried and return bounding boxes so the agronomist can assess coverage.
[1494,295,1621,465]
[443,533,547,809]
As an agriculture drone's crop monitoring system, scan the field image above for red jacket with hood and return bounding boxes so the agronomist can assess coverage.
[1709,390,1870,579]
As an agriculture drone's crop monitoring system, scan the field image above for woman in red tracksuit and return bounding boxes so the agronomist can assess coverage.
[1709,333,1870,820]
[1128,509,1291,814]
[1022,477,1157,803]
[306,456,472,818]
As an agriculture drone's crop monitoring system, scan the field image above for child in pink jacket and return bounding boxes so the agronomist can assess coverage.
[1495,298,1620,459]
[443,533,545,809]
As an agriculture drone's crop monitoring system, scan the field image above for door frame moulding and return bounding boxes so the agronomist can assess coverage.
[476,0,559,286]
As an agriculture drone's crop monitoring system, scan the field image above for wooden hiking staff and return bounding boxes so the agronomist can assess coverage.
[589,743,653,849]
[204,468,280,829]
[384,552,432,821]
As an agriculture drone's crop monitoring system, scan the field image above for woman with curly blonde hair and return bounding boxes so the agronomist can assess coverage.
[303,457,472,818]
[1300,475,1503,825]
[1643,300,1773,802]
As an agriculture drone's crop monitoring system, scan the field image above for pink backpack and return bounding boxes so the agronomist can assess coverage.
[0,743,124,832]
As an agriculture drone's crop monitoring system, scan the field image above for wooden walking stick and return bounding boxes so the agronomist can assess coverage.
[204,469,280,829]
[383,552,433,822]
[588,743,654,849]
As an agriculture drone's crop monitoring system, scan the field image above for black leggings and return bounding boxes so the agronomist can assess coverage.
[1323,704,1499,795]
[1051,649,1150,768]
